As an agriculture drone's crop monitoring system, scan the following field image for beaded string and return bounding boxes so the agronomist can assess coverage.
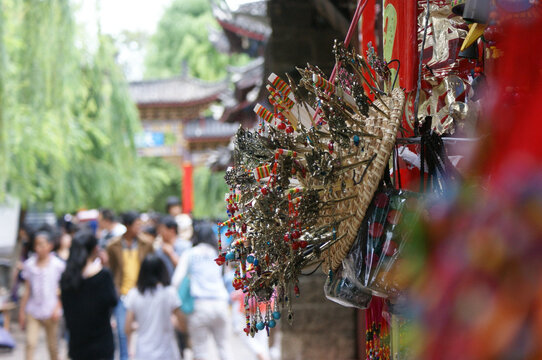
[258,115,264,134]
[244,296,251,335]
[218,225,222,253]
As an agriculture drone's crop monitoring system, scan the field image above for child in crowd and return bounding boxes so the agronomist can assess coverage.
[18,230,66,360]
[125,254,184,360]
[106,211,153,360]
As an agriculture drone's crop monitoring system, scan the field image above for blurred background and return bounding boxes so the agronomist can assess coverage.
[0,0,362,358]
[1,0,541,359]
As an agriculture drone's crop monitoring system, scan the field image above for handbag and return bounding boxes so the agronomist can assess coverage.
[178,255,194,314]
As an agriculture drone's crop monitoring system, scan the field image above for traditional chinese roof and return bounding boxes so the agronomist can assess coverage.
[184,117,239,142]
[212,0,271,41]
[220,57,264,124]
[228,57,264,90]
[129,75,228,107]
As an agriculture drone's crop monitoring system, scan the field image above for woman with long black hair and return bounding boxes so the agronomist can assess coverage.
[60,231,118,360]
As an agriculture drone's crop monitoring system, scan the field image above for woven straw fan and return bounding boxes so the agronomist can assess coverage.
[317,88,404,271]
[221,44,405,298]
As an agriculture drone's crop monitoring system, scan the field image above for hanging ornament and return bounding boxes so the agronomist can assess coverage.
[218,42,404,333]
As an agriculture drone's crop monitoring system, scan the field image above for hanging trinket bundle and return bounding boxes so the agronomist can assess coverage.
[365,298,391,360]
[217,42,405,335]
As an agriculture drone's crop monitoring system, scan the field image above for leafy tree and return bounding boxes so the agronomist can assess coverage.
[0,0,180,213]
[0,0,7,199]
[142,157,183,213]
[192,167,229,220]
[144,0,249,80]
[143,0,248,220]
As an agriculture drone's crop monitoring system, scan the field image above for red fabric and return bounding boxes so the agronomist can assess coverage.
[359,0,377,56]
[396,167,423,192]
[182,162,194,214]
[359,0,377,100]
[482,15,542,189]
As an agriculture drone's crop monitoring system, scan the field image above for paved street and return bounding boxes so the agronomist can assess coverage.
[0,322,268,360]
[0,322,67,360]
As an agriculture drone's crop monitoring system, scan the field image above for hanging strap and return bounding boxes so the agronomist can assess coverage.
[383,164,393,188]
[419,117,463,193]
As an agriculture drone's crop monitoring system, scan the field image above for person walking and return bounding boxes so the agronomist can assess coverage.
[156,216,191,278]
[125,255,184,360]
[172,221,233,360]
[164,196,193,242]
[18,230,65,360]
[55,231,72,262]
[166,196,182,217]
[106,211,153,360]
[156,215,192,357]
[60,231,118,360]
[97,209,126,250]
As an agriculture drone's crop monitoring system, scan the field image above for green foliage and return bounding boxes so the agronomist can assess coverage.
[143,0,246,220]
[0,0,180,213]
[144,0,249,81]
[0,0,7,199]
[141,157,182,213]
[192,167,228,221]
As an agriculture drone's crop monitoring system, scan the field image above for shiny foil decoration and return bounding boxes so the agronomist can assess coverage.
[418,75,468,135]
[410,1,476,135]
[418,3,468,73]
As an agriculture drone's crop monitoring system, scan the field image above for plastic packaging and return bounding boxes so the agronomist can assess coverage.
[343,187,419,298]
[324,267,372,309]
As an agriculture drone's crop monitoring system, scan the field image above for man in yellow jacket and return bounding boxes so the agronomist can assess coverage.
[106,211,154,360]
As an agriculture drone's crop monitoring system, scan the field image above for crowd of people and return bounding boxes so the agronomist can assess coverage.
[12,197,274,360]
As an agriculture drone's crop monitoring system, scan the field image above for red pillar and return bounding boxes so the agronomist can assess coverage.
[182,162,193,214]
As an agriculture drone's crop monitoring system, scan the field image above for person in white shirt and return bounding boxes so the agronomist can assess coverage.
[172,221,232,360]
[125,254,184,360]
[156,215,191,357]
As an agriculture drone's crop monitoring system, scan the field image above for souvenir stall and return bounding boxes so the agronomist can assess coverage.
[216,0,541,359]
